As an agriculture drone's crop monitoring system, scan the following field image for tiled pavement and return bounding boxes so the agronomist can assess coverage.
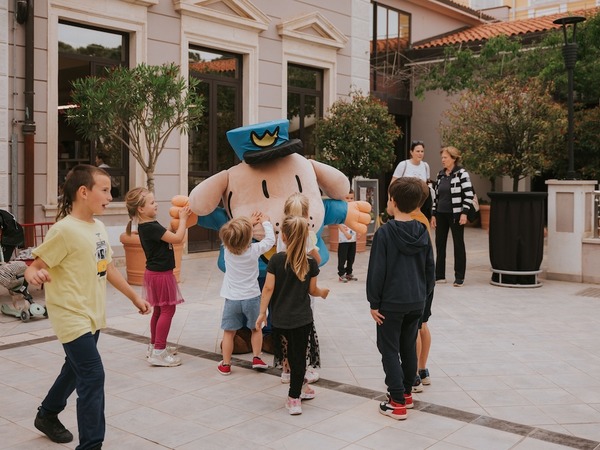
[2,227,600,449]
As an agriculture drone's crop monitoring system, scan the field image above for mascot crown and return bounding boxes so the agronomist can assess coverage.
[226,119,303,165]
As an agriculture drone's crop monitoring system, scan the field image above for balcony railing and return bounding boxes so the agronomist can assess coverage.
[594,191,600,239]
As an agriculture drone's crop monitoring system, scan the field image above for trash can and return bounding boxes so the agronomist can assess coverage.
[488,192,547,287]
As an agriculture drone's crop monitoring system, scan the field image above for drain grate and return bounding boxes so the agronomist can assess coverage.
[575,288,600,298]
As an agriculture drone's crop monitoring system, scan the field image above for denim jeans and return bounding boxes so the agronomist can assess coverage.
[376,309,421,403]
[40,331,105,450]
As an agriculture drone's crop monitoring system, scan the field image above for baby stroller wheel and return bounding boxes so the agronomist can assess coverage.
[20,310,30,322]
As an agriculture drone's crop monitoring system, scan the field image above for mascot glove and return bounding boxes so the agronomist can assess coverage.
[170,195,198,230]
[345,201,372,235]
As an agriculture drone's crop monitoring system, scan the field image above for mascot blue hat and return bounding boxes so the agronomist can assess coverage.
[226,119,303,165]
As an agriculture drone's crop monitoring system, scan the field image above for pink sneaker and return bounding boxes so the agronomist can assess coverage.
[285,397,302,415]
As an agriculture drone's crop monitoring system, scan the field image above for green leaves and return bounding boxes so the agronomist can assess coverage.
[314,89,401,184]
[66,63,204,192]
[441,78,566,192]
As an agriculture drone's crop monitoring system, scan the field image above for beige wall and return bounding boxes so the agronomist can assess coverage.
[4,0,368,250]
[457,0,597,20]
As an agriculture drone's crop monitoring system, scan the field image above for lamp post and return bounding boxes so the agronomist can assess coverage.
[553,15,586,180]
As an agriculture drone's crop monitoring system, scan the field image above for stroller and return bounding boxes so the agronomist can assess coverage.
[0,209,47,322]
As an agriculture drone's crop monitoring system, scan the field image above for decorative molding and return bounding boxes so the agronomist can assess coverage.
[277,11,348,49]
[120,0,159,6]
[173,0,269,31]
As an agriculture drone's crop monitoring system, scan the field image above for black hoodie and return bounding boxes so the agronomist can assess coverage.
[366,219,434,312]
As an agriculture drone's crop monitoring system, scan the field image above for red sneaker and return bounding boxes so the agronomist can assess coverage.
[252,356,268,370]
[379,397,407,420]
[404,393,414,409]
[217,361,231,375]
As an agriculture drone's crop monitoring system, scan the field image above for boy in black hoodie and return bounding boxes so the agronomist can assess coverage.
[367,177,435,420]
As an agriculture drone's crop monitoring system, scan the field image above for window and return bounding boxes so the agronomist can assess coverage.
[58,21,129,199]
[370,2,410,97]
[287,64,323,158]
[187,46,242,252]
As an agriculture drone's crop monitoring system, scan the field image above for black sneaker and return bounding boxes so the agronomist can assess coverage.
[34,409,74,443]
[412,374,424,393]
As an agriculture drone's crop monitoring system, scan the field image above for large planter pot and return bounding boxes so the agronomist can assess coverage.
[327,224,367,253]
[119,232,183,285]
[479,204,491,230]
[488,192,547,287]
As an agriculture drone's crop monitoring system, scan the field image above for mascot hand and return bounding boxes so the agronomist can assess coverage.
[345,201,372,235]
[170,195,198,230]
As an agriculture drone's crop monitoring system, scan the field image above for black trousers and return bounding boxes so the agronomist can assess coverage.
[274,323,312,399]
[337,241,356,277]
[435,213,466,281]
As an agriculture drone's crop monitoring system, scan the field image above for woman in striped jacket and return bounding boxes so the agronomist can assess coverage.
[431,146,474,287]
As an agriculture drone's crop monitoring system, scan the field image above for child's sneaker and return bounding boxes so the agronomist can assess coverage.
[346,273,358,281]
[379,397,407,420]
[34,408,73,443]
[252,356,269,370]
[404,393,414,409]
[281,371,290,383]
[419,368,431,385]
[300,383,316,400]
[148,349,181,367]
[146,343,178,358]
[217,361,231,375]
[285,397,302,415]
[305,368,320,384]
[338,276,348,283]
[412,374,423,393]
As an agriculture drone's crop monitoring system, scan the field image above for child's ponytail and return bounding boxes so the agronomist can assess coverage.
[281,215,309,281]
[124,187,149,235]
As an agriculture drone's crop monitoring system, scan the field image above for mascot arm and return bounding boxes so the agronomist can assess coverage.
[198,207,229,231]
[170,195,198,230]
[346,201,372,235]
[188,170,229,216]
[323,199,371,235]
[311,160,350,200]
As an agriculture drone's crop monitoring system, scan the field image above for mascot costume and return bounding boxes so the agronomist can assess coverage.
[171,119,371,353]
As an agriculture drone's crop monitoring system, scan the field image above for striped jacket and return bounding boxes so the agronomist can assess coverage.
[432,166,475,218]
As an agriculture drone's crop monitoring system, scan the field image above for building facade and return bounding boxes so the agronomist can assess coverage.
[3,0,492,254]
[459,0,599,20]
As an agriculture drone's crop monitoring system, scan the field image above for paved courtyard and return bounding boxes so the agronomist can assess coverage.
[2,227,600,449]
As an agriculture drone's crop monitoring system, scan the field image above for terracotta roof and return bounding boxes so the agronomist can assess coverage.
[414,7,600,49]
[189,59,236,74]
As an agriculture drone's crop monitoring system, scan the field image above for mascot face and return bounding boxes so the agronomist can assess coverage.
[226,154,325,240]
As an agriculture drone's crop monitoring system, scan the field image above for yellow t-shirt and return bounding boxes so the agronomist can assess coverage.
[33,216,112,343]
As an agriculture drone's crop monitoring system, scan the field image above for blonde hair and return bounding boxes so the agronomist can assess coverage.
[281,215,309,281]
[124,187,150,235]
[283,192,309,218]
[441,146,461,164]
[219,217,253,255]
[56,164,110,221]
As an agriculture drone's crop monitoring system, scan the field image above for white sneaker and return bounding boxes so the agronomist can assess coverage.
[148,349,182,367]
[285,397,302,415]
[281,371,290,383]
[146,343,178,358]
[305,368,320,384]
[300,383,315,400]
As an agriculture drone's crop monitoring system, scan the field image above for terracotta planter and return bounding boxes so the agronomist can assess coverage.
[327,224,367,253]
[119,232,183,285]
[479,204,491,230]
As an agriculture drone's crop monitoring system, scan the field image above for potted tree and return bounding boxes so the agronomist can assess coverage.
[314,89,401,252]
[66,63,204,284]
[441,77,566,285]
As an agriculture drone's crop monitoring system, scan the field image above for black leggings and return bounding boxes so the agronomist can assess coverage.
[274,323,312,399]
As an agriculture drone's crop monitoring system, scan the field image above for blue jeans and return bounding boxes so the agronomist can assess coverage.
[376,309,421,403]
[41,331,105,450]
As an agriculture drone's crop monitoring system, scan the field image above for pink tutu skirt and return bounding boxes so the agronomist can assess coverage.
[142,269,184,307]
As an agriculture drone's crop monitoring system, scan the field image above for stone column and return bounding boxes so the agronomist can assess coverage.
[546,179,597,282]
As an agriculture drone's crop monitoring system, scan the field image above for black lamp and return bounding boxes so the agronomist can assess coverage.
[552,15,586,180]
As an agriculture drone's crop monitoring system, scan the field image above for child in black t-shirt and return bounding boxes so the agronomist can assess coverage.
[125,187,191,367]
[256,215,329,416]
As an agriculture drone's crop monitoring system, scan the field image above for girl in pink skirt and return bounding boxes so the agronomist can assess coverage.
[125,187,191,367]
